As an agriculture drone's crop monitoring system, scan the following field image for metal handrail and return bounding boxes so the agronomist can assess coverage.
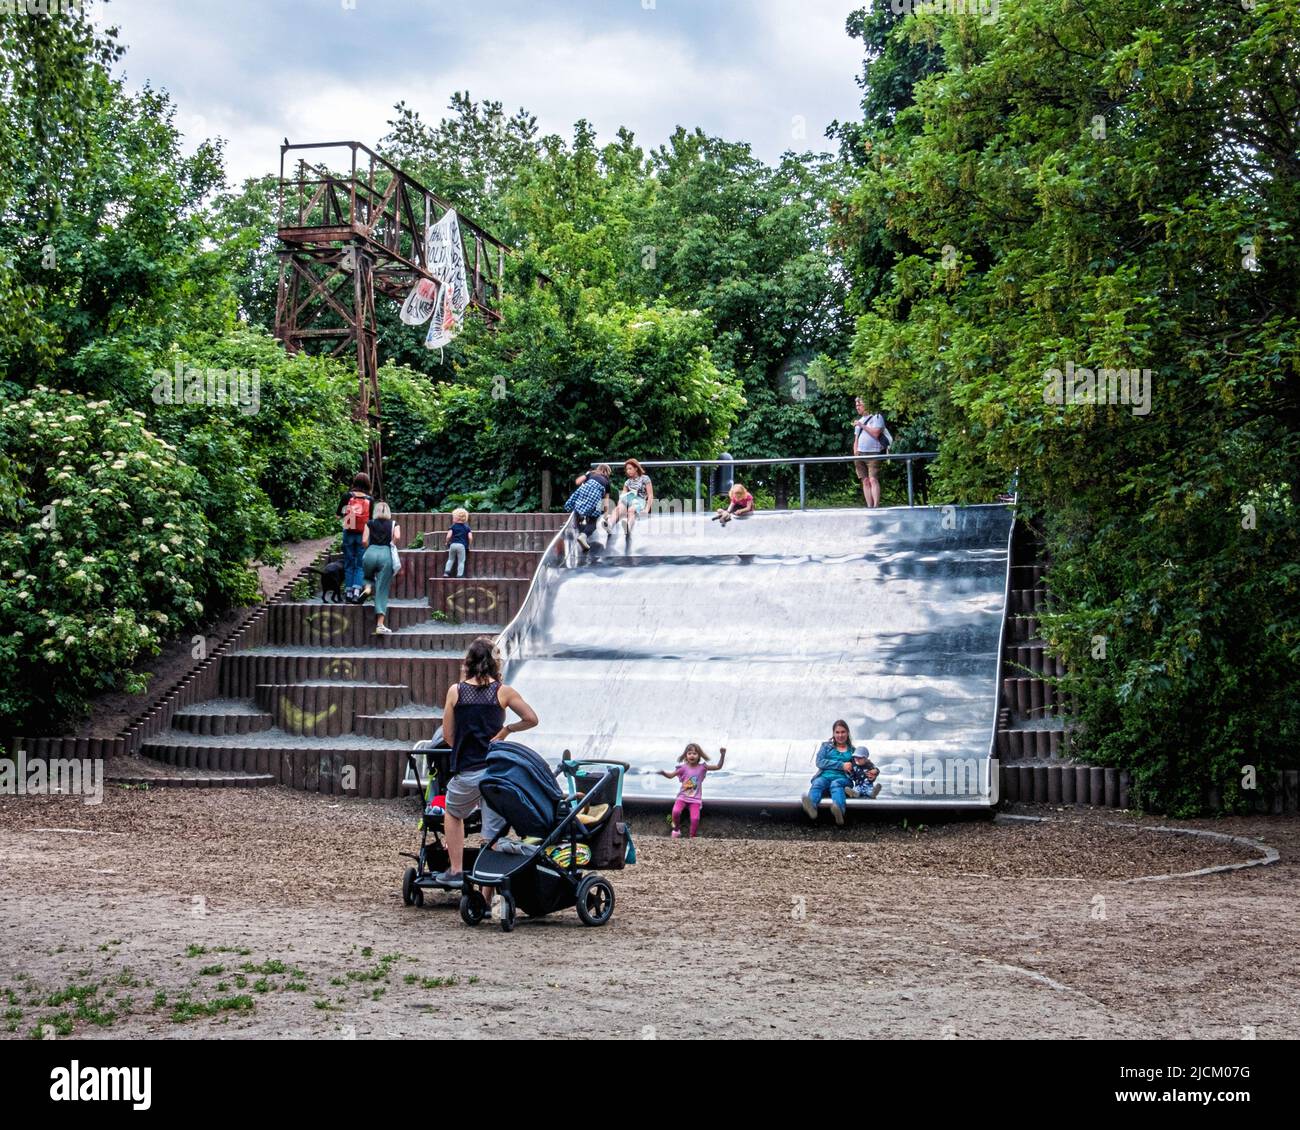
[591,452,938,510]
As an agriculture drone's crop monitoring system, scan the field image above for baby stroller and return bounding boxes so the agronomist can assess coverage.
[459,741,634,932]
[400,740,482,908]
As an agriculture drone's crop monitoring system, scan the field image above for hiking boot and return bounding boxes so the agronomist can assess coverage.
[831,802,846,826]
[800,793,818,820]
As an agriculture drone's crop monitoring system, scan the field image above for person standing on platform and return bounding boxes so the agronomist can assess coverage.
[852,397,893,508]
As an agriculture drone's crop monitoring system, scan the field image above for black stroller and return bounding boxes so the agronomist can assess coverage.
[400,740,482,908]
[459,741,633,932]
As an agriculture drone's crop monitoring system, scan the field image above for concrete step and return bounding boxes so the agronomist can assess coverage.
[996,727,1067,759]
[263,602,436,645]
[355,706,443,743]
[172,699,274,736]
[393,512,567,537]
[391,548,547,599]
[406,529,557,552]
[253,682,411,737]
[140,734,412,797]
[1001,762,1129,808]
[218,651,460,705]
[1002,642,1066,677]
[1009,563,1046,588]
[1000,676,1073,720]
[1009,587,1050,614]
[426,576,530,625]
[109,772,274,790]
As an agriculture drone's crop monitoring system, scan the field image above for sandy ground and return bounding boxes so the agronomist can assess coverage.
[0,787,1296,1040]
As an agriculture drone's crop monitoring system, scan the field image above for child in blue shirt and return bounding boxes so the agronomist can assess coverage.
[444,507,473,577]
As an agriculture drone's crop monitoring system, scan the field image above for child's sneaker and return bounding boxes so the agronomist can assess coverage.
[577,531,590,550]
[670,828,681,839]
[870,781,882,799]
[800,793,818,820]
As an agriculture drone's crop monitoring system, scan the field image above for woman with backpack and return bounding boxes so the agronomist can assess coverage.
[336,472,373,602]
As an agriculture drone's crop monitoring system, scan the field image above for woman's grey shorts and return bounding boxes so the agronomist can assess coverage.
[444,768,508,841]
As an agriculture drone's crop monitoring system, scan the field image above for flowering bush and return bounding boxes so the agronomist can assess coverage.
[0,387,211,730]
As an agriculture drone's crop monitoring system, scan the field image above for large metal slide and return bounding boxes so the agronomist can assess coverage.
[497,506,1014,809]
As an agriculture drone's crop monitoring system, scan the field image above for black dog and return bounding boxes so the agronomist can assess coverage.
[305,562,344,603]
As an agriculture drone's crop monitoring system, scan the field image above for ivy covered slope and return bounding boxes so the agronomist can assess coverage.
[838,2,1299,812]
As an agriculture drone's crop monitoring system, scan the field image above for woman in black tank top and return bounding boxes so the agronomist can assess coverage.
[450,678,506,776]
[437,638,539,884]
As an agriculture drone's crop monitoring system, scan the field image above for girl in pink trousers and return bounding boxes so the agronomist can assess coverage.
[660,744,726,838]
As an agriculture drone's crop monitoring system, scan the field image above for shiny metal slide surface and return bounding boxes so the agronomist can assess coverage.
[498,506,1014,808]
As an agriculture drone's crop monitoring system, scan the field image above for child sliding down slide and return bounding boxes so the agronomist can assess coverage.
[713,482,755,526]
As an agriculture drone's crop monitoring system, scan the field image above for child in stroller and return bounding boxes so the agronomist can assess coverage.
[459,740,635,932]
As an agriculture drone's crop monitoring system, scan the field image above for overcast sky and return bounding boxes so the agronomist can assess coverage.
[91,0,866,186]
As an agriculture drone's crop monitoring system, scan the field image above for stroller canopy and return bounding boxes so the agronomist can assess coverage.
[479,741,565,839]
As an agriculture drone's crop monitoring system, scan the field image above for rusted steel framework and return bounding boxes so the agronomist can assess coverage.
[274,140,513,496]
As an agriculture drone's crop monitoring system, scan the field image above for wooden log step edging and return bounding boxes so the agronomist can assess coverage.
[108,774,275,790]
[137,742,412,798]
[1001,763,1130,809]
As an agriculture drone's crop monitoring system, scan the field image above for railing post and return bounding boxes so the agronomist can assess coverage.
[694,465,702,514]
[799,463,806,510]
[907,458,915,507]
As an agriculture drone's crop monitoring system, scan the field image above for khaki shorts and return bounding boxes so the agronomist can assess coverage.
[855,458,880,480]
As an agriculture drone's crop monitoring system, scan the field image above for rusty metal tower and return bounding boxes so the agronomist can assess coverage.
[274,140,511,498]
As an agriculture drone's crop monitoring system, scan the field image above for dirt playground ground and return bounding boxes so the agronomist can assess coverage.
[1,785,1297,1040]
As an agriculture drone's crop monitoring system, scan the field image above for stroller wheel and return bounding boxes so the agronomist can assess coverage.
[402,867,423,908]
[497,891,516,933]
[576,875,615,927]
[459,889,487,927]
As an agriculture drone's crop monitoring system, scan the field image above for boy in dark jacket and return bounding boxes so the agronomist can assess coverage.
[846,747,882,799]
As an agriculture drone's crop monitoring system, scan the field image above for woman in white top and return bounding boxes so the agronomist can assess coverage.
[852,397,893,508]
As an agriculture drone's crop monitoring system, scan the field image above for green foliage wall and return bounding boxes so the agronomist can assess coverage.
[838,1,1300,812]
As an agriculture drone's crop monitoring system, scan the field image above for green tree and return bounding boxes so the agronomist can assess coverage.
[1,9,229,398]
[844,1,1300,812]
[381,92,541,241]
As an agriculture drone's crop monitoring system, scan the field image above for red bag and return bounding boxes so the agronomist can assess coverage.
[342,492,371,533]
